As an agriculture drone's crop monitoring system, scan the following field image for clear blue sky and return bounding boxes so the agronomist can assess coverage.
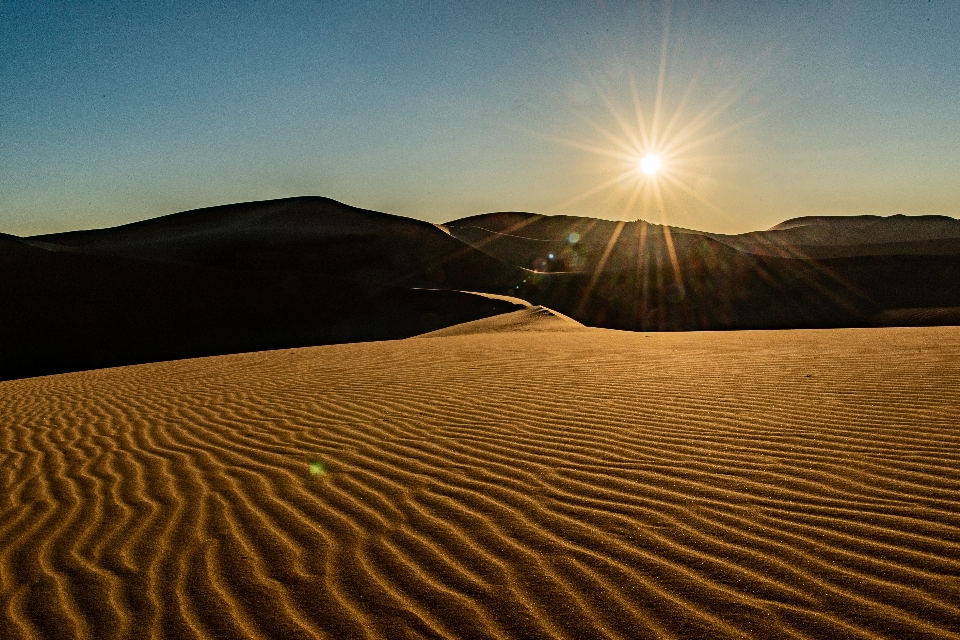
[2,0,959,235]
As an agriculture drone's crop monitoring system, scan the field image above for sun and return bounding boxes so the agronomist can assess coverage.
[639,153,662,176]
[521,1,768,229]
[532,68,763,227]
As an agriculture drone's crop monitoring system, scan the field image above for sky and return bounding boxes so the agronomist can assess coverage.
[2,0,959,235]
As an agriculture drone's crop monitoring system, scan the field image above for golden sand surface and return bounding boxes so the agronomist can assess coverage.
[417,306,586,337]
[1,325,959,639]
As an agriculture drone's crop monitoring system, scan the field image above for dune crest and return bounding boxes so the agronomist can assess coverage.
[417,305,587,337]
[5,197,960,380]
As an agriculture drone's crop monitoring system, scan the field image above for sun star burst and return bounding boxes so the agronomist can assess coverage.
[530,3,767,229]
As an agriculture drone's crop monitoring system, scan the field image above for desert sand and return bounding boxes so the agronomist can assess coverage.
[2,321,958,639]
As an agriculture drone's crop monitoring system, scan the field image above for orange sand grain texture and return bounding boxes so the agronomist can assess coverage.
[1,325,959,639]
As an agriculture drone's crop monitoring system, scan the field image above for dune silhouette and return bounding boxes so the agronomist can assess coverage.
[2,197,960,381]
[1,198,535,381]
[445,211,960,331]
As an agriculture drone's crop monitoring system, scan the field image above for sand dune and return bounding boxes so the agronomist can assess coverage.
[1,198,536,381]
[874,306,960,327]
[706,216,960,259]
[766,214,960,242]
[706,235,960,259]
[442,213,707,274]
[0,243,525,381]
[29,197,529,291]
[445,211,960,265]
[442,211,960,332]
[2,325,958,639]
[703,214,960,258]
[418,306,586,337]
[6,198,960,381]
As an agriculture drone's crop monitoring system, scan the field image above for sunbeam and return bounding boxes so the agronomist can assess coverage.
[535,6,768,229]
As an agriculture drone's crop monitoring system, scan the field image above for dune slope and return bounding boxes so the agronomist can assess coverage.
[443,212,960,331]
[2,198,537,381]
[2,326,959,639]
[6,200,960,383]
[0,241,526,382]
[29,196,529,291]
[417,306,586,337]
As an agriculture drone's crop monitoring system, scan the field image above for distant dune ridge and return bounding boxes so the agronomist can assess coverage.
[1,325,958,639]
[2,196,960,380]
[440,209,960,331]
[444,210,960,259]
[704,214,960,259]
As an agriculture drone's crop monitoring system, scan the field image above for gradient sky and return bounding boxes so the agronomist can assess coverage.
[3,0,959,235]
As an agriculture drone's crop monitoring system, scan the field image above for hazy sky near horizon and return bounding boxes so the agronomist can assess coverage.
[3,0,959,235]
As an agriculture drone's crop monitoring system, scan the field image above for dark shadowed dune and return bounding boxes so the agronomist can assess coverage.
[444,210,703,242]
[767,213,960,239]
[445,211,960,331]
[705,214,960,258]
[1,200,540,381]
[445,210,960,263]
[874,306,960,327]
[706,237,960,260]
[30,197,529,291]
[3,199,960,381]
[0,241,526,381]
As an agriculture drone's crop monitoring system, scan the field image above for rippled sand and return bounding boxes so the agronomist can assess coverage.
[2,325,959,639]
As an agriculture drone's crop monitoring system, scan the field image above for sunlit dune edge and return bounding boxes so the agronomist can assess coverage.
[1,325,959,639]
[417,305,587,337]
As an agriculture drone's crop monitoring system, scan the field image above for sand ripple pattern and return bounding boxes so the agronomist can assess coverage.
[1,326,959,639]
